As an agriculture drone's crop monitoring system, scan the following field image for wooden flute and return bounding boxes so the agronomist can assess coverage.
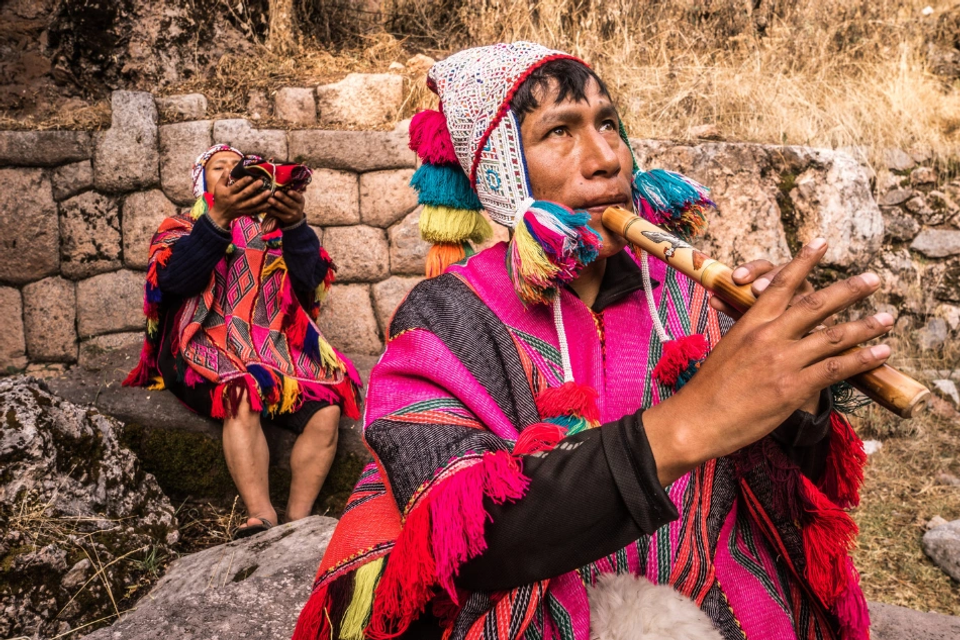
[601,206,931,418]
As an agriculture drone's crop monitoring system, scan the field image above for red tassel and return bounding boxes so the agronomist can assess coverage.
[535,381,600,423]
[409,110,459,166]
[513,422,568,455]
[368,507,435,639]
[834,559,871,640]
[291,583,332,640]
[245,375,263,413]
[819,412,867,509]
[652,334,709,389]
[210,383,228,419]
[799,475,859,606]
[122,340,156,387]
[334,377,362,420]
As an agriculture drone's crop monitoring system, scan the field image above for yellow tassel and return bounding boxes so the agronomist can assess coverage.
[189,197,207,220]
[340,557,385,640]
[280,375,300,414]
[420,205,492,244]
[262,256,288,278]
[147,376,165,391]
[315,281,331,306]
[318,337,345,373]
[147,317,160,337]
[513,220,559,281]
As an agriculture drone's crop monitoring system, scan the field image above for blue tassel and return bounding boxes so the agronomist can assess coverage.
[302,323,321,363]
[246,363,276,392]
[146,283,163,304]
[410,163,483,211]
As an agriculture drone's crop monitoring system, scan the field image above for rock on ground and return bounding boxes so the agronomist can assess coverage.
[85,516,335,640]
[0,377,178,639]
[922,519,960,582]
[869,602,960,639]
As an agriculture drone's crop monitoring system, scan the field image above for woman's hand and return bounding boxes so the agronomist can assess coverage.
[265,190,306,227]
[208,173,272,228]
[643,238,894,486]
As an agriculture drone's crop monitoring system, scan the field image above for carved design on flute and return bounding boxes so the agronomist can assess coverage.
[641,230,709,269]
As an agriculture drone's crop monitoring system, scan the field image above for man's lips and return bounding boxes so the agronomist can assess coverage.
[583,199,631,215]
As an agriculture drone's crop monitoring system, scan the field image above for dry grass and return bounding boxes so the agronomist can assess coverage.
[9,0,960,168]
[849,327,960,614]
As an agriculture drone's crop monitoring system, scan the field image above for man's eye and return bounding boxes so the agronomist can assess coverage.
[600,120,617,132]
[548,127,566,137]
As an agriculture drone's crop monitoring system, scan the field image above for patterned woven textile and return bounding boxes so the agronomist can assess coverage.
[124,194,361,420]
[291,243,866,640]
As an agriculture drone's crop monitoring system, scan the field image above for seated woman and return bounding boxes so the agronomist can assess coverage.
[125,144,361,538]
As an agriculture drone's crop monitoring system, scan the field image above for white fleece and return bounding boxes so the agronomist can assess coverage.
[587,573,724,640]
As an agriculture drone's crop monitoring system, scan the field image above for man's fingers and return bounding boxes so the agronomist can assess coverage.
[801,342,891,390]
[267,196,295,217]
[793,312,894,366]
[750,238,827,316]
[731,260,774,285]
[779,272,881,335]
[708,295,743,321]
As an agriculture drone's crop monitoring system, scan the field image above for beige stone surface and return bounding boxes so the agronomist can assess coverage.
[51,160,93,201]
[93,91,160,193]
[275,88,317,125]
[911,229,960,258]
[0,130,92,167]
[318,284,382,355]
[77,270,146,338]
[303,169,359,226]
[78,332,144,369]
[22,277,77,362]
[372,276,422,336]
[122,190,179,270]
[0,287,26,371]
[323,226,389,283]
[60,191,122,280]
[316,73,403,127]
[157,94,208,120]
[212,119,287,161]
[388,206,429,276]
[0,168,59,284]
[289,130,414,173]
[360,169,417,228]
[159,120,213,205]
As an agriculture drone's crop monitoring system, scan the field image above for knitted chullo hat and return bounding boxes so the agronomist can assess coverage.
[192,144,244,198]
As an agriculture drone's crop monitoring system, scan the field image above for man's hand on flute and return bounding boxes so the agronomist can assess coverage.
[642,237,894,487]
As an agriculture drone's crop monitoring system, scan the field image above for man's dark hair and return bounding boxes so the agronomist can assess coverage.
[510,58,613,123]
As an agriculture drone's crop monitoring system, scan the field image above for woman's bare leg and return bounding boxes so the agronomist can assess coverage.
[222,392,277,528]
[286,404,341,521]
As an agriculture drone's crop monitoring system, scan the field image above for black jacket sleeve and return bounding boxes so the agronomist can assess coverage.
[455,411,677,592]
[156,214,232,298]
[281,219,329,296]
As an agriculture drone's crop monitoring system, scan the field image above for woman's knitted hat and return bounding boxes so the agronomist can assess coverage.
[192,144,244,198]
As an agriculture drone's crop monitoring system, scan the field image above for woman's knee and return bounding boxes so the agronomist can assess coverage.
[302,405,340,444]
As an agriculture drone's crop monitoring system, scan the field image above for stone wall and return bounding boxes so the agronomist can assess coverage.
[1,90,958,375]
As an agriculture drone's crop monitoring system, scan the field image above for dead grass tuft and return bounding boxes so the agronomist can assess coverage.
[850,325,960,614]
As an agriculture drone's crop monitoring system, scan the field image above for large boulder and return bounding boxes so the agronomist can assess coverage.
[316,73,404,127]
[869,602,960,639]
[630,141,884,271]
[922,518,960,581]
[0,377,178,639]
[59,191,122,280]
[85,516,335,640]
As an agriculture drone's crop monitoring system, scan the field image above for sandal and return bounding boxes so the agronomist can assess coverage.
[233,517,274,540]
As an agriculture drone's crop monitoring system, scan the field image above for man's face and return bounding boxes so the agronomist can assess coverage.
[204,151,242,192]
[519,77,633,258]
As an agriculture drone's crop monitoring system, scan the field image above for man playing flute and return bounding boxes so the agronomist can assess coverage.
[293,42,888,640]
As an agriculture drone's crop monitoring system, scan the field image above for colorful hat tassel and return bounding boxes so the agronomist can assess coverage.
[652,333,710,391]
[633,168,713,241]
[508,200,602,306]
[408,108,487,278]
